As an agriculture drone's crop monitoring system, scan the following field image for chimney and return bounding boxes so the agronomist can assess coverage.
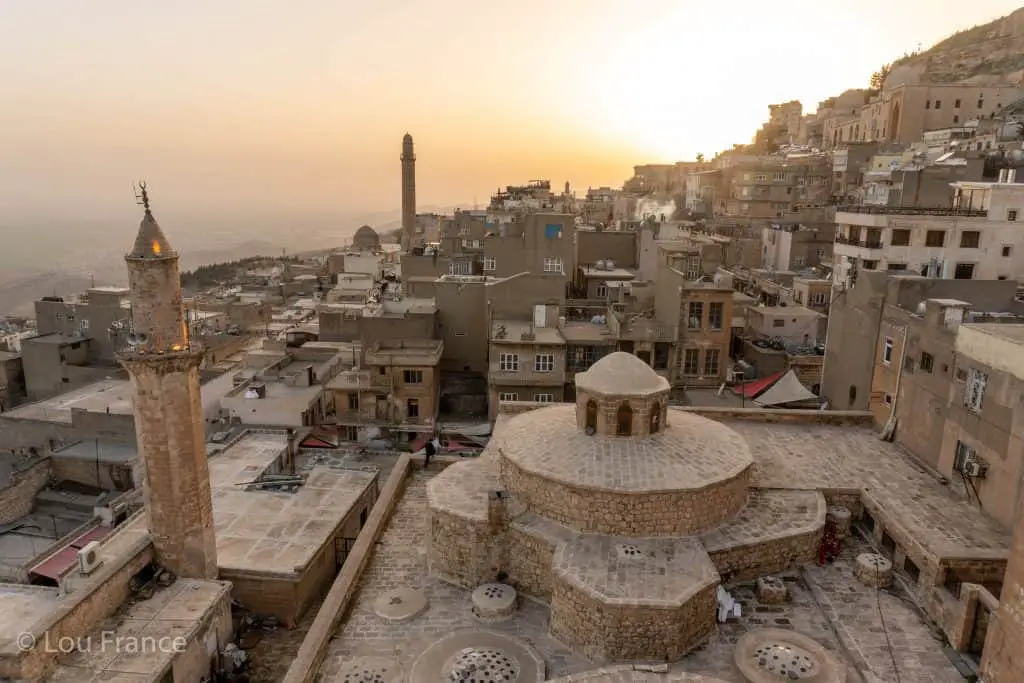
[487,490,507,533]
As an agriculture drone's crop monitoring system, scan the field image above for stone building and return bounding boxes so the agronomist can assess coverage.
[488,314,566,418]
[427,352,829,663]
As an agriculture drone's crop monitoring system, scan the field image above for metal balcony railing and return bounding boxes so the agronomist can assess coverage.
[835,235,883,249]
[836,205,988,217]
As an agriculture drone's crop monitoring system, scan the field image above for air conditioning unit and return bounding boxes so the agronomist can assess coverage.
[964,459,989,479]
[78,541,103,575]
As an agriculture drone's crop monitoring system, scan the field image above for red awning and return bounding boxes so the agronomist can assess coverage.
[732,370,784,399]
[30,548,80,581]
[70,526,112,549]
[410,436,430,453]
[300,435,337,449]
[444,441,473,452]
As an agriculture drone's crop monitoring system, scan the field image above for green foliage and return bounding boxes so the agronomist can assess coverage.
[180,255,299,289]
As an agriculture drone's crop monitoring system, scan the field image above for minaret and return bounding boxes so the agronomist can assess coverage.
[118,183,218,579]
[401,133,416,252]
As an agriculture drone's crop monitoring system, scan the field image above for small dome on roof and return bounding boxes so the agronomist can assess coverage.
[575,351,669,396]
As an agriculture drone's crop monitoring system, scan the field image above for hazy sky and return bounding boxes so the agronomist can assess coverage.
[1,0,1022,223]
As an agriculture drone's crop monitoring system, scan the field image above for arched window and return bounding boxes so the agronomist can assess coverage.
[649,403,661,434]
[585,400,598,432]
[616,401,633,436]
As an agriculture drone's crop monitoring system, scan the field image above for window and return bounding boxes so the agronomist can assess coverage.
[534,353,554,372]
[499,392,519,402]
[920,352,934,373]
[773,171,786,181]
[543,257,563,273]
[534,393,554,403]
[403,369,423,384]
[483,256,496,271]
[596,283,608,298]
[883,337,893,365]
[965,368,987,412]
[998,275,1009,280]
[471,239,480,248]
[585,400,597,431]
[810,292,828,306]
[954,262,975,280]
[707,302,724,330]
[816,247,826,258]
[925,100,931,109]
[704,349,721,376]
[953,115,959,124]
[348,393,359,410]
[955,99,961,108]
[935,100,942,109]
[682,348,700,376]
[499,353,519,372]
[862,260,878,270]
[978,99,984,108]
[687,302,703,329]
[616,401,633,436]
[925,230,945,247]
[1008,209,1019,222]
[449,261,471,275]
[959,231,980,248]
[772,318,785,328]
[1002,245,1013,257]
[649,403,662,434]
[755,174,767,181]
[406,398,419,418]
[887,263,907,271]
[80,319,90,331]
[459,226,469,236]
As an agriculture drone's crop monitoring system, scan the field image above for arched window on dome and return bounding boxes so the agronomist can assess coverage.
[585,400,598,433]
[649,402,661,434]
[616,401,633,436]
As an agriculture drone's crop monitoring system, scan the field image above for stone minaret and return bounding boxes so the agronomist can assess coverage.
[118,184,218,579]
[400,132,416,251]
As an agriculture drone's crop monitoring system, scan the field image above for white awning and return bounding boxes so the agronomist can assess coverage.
[753,369,817,407]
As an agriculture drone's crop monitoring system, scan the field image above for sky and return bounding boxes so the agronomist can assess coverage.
[0,0,1022,227]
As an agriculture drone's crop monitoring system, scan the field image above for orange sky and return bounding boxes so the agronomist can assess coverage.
[0,0,1021,222]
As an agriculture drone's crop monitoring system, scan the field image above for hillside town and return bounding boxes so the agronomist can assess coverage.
[6,16,1024,683]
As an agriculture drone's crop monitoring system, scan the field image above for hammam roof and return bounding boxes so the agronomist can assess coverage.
[127,210,175,259]
[575,351,669,396]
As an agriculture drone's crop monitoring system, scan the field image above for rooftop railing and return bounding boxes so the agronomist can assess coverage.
[836,205,988,217]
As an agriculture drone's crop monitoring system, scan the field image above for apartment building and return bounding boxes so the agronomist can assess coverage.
[761,223,835,271]
[725,155,831,218]
[481,212,575,284]
[822,270,1022,412]
[791,277,832,314]
[488,314,566,418]
[833,180,1024,287]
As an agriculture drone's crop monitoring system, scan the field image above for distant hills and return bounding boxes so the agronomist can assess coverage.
[887,8,1024,87]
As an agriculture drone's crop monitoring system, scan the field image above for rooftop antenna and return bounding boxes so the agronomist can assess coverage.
[133,181,151,215]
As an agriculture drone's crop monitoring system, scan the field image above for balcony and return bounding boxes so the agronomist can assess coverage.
[836,205,987,218]
[835,235,883,249]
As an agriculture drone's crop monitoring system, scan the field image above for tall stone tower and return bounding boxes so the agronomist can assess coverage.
[117,184,218,579]
[400,132,416,252]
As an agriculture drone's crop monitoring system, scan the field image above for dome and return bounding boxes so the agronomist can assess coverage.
[353,225,381,250]
[575,352,669,396]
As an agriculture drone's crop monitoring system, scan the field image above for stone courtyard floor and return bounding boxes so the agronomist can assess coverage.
[316,468,967,683]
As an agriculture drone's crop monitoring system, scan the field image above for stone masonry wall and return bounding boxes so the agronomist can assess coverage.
[549,576,717,662]
[0,457,49,525]
[500,456,751,536]
[706,526,823,585]
[505,525,559,600]
[427,507,495,589]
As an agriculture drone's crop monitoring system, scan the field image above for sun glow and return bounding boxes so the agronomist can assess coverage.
[151,240,161,255]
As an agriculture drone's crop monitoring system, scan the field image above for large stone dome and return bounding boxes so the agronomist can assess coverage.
[353,224,381,250]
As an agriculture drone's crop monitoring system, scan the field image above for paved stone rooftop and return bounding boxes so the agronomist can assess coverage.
[553,535,718,606]
[496,406,752,493]
[727,420,1009,554]
[207,432,377,576]
[319,470,965,683]
[44,579,231,682]
[701,490,825,553]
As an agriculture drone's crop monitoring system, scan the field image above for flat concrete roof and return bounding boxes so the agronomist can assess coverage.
[557,322,615,344]
[206,432,376,577]
[4,380,133,423]
[52,440,137,464]
[491,320,564,345]
[961,322,1024,344]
